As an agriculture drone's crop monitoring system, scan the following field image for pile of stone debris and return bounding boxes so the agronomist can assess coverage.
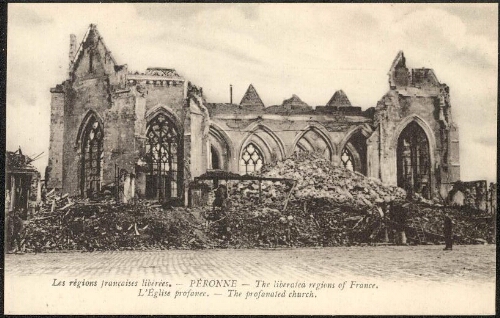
[208,152,493,247]
[18,153,493,252]
[405,203,494,245]
[260,151,408,207]
[22,196,209,252]
[206,152,407,247]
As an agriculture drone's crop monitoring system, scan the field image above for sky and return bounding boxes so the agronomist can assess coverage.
[6,3,498,182]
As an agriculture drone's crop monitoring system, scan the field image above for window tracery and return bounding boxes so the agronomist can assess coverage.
[239,143,264,174]
[81,118,103,197]
[341,147,355,171]
[145,113,180,200]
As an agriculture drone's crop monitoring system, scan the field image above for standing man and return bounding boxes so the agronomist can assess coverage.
[375,199,389,243]
[381,200,390,243]
[6,209,24,253]
[390,200,408,245]
[212,185,228,215]
[400,200,410,245]
[443,213,453,250]
[211,184,229,239]
[388,201,399,244]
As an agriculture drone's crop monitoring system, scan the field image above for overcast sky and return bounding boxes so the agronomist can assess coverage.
[6,3,498,182]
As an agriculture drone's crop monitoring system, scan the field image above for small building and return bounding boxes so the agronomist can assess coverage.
[5,148,41,218]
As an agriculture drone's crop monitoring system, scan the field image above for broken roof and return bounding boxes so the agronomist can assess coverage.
[282,94,310,109]
[144,67,182,78]
[389,50,406,72]
[6,150,39,175]
[388,51,443,89]
[71,24,118,70]
[206,103,368,117]
[411,68,440,86]
[326,90,352,107]
[240,84,265,108]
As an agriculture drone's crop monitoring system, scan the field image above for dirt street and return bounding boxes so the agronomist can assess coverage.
[4,245,495,315]
[5,245,495,283]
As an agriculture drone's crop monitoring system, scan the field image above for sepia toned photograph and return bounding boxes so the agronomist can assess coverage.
[4,3,497,315]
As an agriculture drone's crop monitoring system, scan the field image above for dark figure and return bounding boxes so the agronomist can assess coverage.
[211,185,229,239]
[7,210,24,253]
[391,201,408,245]
[41,183,47,203]
[213,185,228,214]
[443,214,453,250]
[379,201,390,243]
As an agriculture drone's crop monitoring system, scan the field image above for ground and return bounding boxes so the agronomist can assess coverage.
[5,245,495,282]
[5,245,496,315]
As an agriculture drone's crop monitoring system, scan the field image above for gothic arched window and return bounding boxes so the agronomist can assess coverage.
[294,128,332,161]
[397,121,431,199]
[341,147,354,171]
[81,118,104,198]
[239,143,264,174]
[145,113,180,200]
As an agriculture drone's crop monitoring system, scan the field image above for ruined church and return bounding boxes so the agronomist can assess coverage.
[47,24,461,204]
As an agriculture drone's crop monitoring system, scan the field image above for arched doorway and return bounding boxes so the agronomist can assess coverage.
[145,113,181,200]
[80,116,104,198]
[397,121,431,199]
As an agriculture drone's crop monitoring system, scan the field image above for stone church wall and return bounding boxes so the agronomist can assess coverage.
[47,25,461,203]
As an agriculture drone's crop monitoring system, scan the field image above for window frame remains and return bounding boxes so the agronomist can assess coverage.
[145,113,181,201]
[239,143,264,174]
[81,118,104,198]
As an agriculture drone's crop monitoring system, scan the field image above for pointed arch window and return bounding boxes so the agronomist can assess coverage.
[239,143,264,174]
[145,113,180,200]
[293,128,332,161]
[341,147,355,171]
[397,121,431,199]
[340,130,368,175]
[81,118,104,197]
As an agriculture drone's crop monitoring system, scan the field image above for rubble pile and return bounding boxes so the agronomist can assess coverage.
[23,197,207,252]
[219,197,386,248]
[204,152,406,247]
[18,152,493,252]
[206,152,493,247]
[406,203,494,244]
[260,152,407,207]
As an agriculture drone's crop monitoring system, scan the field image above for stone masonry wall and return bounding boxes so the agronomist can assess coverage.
[209,115,372,175]
[48,27,461,203]
[47,87,65,189]
[58,25,133,196]
[374,86,459,199]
